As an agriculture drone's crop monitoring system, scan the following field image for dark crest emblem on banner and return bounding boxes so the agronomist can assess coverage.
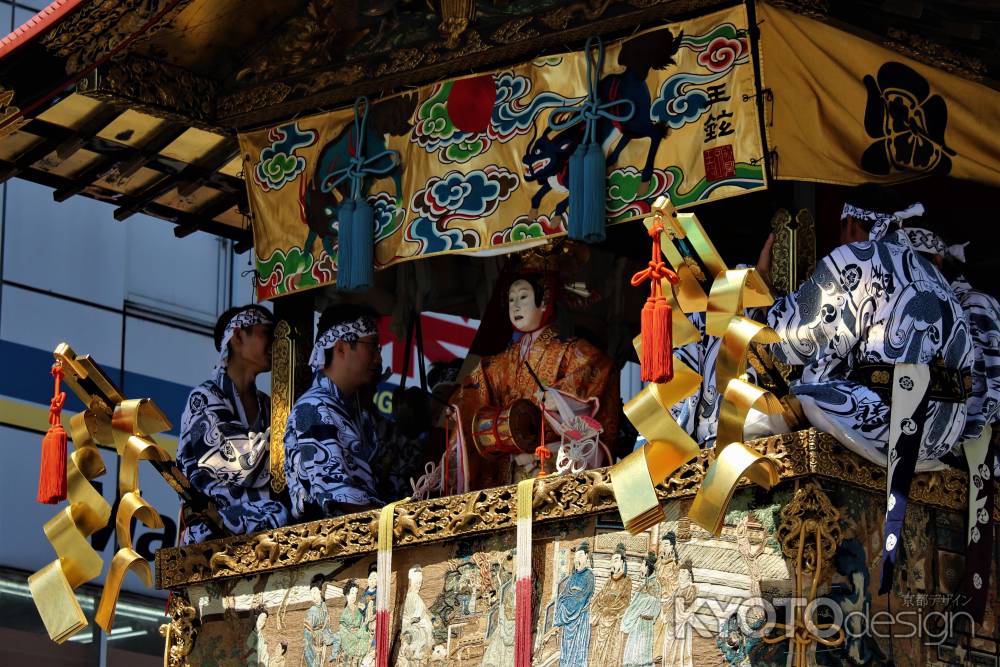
[860,61,956,176]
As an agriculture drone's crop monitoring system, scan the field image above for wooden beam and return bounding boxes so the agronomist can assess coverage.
[52,123,189,202]
[113,141,239,221]
[0,108,121,183]
[167,195,243,239]
[11,116,246,199]
[10,164,251,244]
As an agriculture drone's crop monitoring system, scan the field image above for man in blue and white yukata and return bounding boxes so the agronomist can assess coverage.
[755,184,972,593]
[177,305,289,544]
[916,231,1000,621]
[284,304,385,521]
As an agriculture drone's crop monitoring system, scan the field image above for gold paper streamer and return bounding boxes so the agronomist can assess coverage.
[688,442,780,535]
[96,400,172,631]
[612,338,702,532]
[715,379,785,456]
[715,316,781,400]
[29,343,175,642]
[705,268,773,338]
[611,200,784,536]
[611,196,705,533]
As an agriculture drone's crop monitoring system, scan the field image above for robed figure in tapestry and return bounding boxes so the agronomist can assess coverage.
[554,541,596,666]
[621,552,662,667]
[303,575,336,667]
[400,565,435,666]
[482,552,516,667]
[589,542,632,665]
[449,260,620,490]
[337,581,370,667]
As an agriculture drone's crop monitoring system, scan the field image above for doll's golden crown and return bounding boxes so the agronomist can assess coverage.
[511,238,589,276]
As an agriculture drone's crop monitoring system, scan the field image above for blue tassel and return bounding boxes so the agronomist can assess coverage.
[346,197,374,291]
[337,199,356,289]
[581,140,606,243]
[548,37,633,245]
[324,96,400,292]
[567,144,586,238]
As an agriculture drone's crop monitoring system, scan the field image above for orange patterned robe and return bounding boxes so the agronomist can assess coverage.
[452,325,619,489]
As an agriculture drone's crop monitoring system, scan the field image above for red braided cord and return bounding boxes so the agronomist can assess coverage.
[534,402,550,477]
[49,364,65,426]
[630,223,679,296]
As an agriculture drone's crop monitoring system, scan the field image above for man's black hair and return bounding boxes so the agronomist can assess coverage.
[213,304,272,352]
[842,184,907,233]
[941,254,964,282]
[317,303,380,368]
[843,183,906,216]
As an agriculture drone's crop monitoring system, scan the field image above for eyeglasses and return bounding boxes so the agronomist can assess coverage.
[355,339,382,353]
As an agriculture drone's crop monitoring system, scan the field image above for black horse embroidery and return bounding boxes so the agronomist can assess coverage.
[523,28,684,220]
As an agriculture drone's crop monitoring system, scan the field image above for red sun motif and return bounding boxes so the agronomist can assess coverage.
[447,75,497,133]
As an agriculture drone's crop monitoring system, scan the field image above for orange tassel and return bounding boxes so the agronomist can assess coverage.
[37,363,67,504]
[631,222,680,384]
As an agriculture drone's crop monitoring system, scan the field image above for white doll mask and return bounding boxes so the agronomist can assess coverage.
[508,278,548,333]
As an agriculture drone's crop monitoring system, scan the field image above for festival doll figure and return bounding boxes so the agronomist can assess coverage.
[449,266,620,490]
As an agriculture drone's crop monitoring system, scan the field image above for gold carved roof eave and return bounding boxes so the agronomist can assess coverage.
[216,0,739,131]
[75,57,226,134]
[155,427,993,590]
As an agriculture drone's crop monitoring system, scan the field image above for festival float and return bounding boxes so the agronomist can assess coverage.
[0,0,997,665]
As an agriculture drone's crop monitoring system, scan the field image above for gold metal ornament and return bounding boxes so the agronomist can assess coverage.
[160,593,199,667]
[769,207,817,295]
[764,482,845,665]
[28,343,176,642]
[269,320,296,493]
[0,86,28,138]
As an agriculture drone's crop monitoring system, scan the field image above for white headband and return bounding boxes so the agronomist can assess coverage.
[842,201,925,242]
[217,308,273,369]
[308,316,379,372]
[902,227,947,256]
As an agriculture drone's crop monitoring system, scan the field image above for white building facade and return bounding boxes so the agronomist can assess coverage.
[0,5,257,665]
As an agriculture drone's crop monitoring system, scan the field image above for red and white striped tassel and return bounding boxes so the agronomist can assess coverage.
[375,497,409,667]
[514,478,534,667]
